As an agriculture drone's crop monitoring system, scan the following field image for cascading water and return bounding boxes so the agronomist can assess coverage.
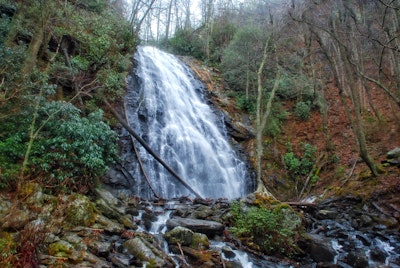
[124,46,252,199]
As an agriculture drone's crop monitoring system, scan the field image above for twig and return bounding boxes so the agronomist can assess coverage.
[340,159,357,187]
[177,242,185,259]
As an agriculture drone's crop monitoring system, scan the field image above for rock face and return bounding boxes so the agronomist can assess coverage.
[166,216,224,237]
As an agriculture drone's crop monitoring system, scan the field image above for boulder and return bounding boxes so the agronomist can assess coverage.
[307,234,336,263]
[123,237,175,267]
[94,187,125,217]
[65,194,96,227]
[387,147,400,159]
[92,214,124,234]
[346,250,369,268]
[166,217,224,236]
[164,226,194,246]
[164,226,210,249]
[369,246,388,263]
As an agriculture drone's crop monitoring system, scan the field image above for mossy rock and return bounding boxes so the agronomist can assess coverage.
[65,194,97,227]
[48,240,73,258]
[164,226,193,246]
[191,232,209,250]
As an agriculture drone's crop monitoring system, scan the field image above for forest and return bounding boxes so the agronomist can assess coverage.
[0,0,400,267]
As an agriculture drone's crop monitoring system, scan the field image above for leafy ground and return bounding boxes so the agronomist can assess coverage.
[183,56,400,219]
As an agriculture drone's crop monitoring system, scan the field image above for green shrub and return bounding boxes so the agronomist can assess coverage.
[235,92,256,113]
[283,143,317,177]
[294,101,311,120]
[229,201,302,256]
[168,29,205,59]
[0,101,118,192]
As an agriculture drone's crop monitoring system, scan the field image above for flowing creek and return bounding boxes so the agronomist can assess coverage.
[104,46,400,267]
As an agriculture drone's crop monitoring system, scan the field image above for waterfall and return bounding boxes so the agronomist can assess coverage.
[124,46,251,199]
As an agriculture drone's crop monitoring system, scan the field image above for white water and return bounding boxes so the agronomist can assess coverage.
[125,46,250,199]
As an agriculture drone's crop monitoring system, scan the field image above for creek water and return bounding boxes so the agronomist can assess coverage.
[124,46,252,199]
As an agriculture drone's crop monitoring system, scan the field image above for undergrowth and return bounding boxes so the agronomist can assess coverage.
[229,200,303,256]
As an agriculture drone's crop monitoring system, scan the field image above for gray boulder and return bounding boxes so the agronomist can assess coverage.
[307,234,337,263]
[166,216,224,236]
[123,237,175,267]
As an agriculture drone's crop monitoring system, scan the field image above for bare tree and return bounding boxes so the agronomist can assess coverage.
[293,0,381,176]
[129,0,157,34]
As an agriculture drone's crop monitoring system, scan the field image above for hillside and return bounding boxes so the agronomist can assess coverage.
[183,55,400,214]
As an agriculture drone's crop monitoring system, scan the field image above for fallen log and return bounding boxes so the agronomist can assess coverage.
[104,98,204,200]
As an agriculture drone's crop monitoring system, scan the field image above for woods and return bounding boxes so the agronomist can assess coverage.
[1,0,400,200]
[1,0,400,267]
[144,0,400,194]
[0,0,137,191]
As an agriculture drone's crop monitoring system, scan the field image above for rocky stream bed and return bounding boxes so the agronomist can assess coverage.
[1,183,399,267]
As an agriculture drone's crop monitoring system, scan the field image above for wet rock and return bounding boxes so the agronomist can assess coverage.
[192,232,210,249]
[119,214,138,230]
[102,167,131,188]
[307,234,336,263]
[164,226,194,246]
[82,251,111,267]
[142,211,157,230]
[123,237,175,267]
[179,246,221,267]
[165,226,210,250]
[346,250,369,268]
[88,240,112,257]
[109,252,131,267]
[359,214,373,227]
[355,233,372,246]
[166,216,224,236]
[316,209,338,220]
[224,116,255,142]
[191,205,214,219]
[221,246,236,259]
[95,187,125,219]
[369,246,389,263]
[93,214,124,234]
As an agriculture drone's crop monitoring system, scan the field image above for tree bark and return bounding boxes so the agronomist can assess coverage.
[255,36,278,197]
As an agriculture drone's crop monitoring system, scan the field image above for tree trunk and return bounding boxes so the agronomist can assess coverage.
[255,36,278,197]
[22,25,44,75]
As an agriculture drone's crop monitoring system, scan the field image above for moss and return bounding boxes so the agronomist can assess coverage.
[0,232,16,264]
[47,240,73,258]
[253,192,280,207]
[65,194,97,227]
[190,233,209,250]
